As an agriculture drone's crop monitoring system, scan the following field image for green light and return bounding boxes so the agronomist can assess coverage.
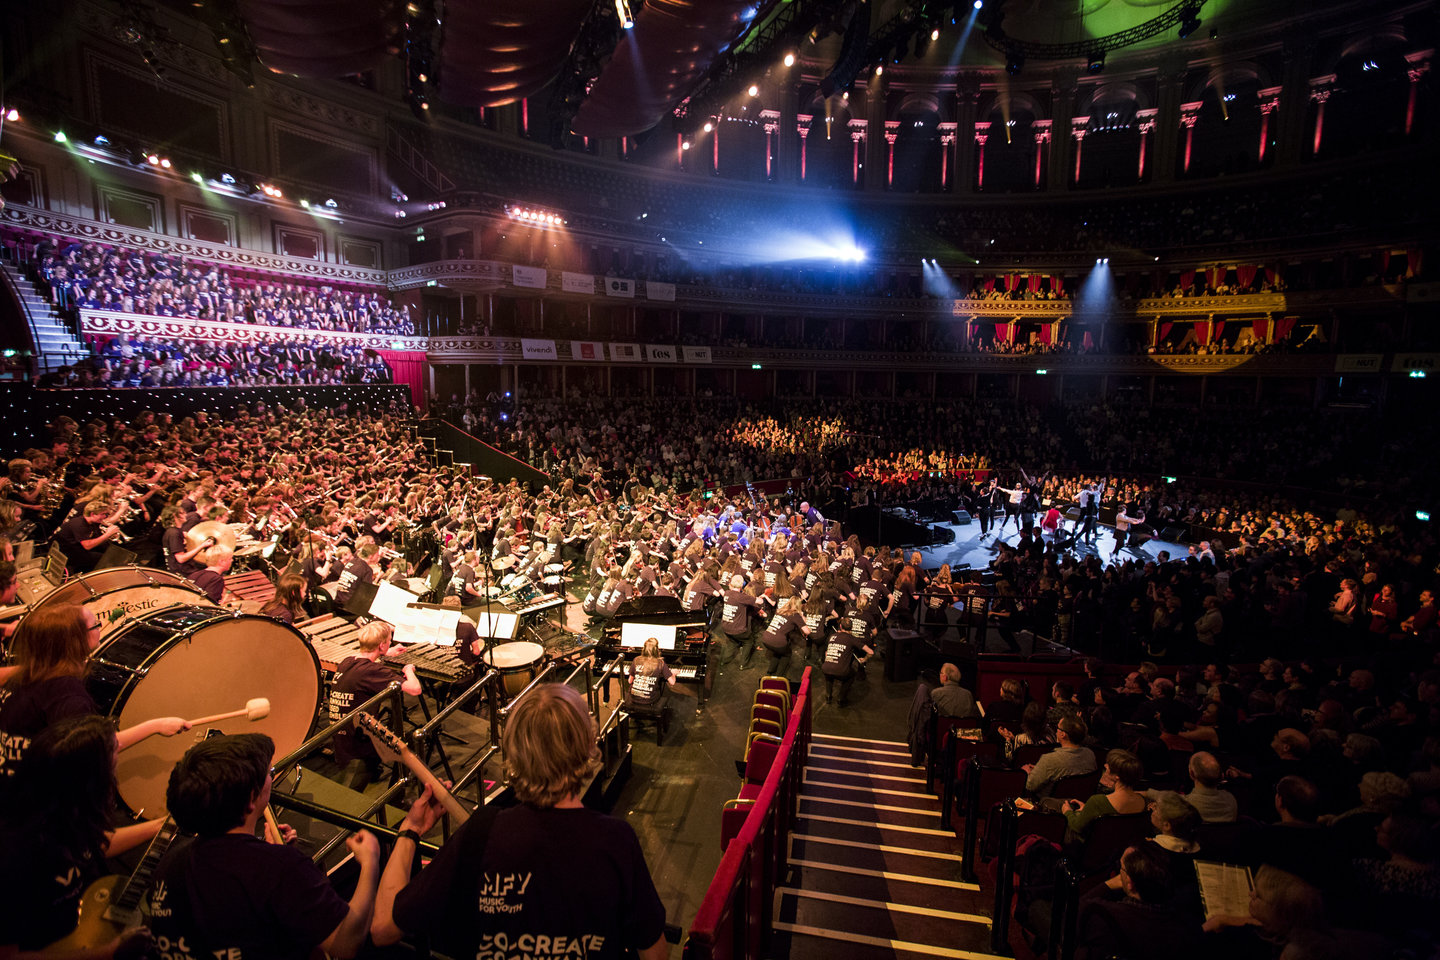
[53,130,67,143]
[1163,476,1177,484]
[190,172,203,182]
[1035,368,1047,375]
[751,363,762,370]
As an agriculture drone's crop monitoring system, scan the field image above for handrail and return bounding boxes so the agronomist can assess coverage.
[0,259,44,372]
[960,755,982,884]
[271,681,402,776]
[991,800,1020,955]
[683,668,812,960]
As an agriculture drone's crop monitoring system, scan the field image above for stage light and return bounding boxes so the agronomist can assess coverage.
[615,0,634,29]
[1411,370,1428,379]
[4,108,18,122]
[93,134,110,146]
[1177,5,1201,38]
[190,172,203,183]
[783,52,795,67]
[1035,368,1047,375]
[748,84,759,97]
[1418,510,1432,521]
[973,0,983,8]
[931,28,941,41]
[1087,51,1104,73]
[874,65,883,76]
[1006,50,1024,75]
[220,173,237,184]
[53,130,67,143]
[325,199,338,208]
[160,158,172,169]
[703,121,713,133]
[300,199,311,208]
[681,140,691,150]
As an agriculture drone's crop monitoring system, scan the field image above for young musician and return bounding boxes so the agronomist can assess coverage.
[327,621,421,789]
[370,683,667,959]
[148,733,382,960]
[56,500,123,572]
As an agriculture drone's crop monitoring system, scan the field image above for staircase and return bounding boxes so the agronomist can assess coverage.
[774,733,1004,960]
[1,262,87,372]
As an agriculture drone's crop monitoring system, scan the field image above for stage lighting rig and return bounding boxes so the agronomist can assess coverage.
[981,0,1208,64]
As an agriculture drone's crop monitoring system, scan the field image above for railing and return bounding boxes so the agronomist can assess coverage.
[682,668,813,960]
[0,258,44,369]
[418,418,551,485]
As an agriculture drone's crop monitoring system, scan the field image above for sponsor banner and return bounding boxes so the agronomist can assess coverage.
[511,265,547,289]
[605,276,635,298]
[681,345,713,363]
[562,271,595,295]
[1392,352,1440,373]
[647,281,676,302]
[571,340,605,361]
[645,344,678,363]
[1334,354,1384,373]
[610,342,641,362]
[520,338,557,360]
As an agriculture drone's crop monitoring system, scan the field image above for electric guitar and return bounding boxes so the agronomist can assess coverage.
[44,818,181,952]
[356,711,471,824]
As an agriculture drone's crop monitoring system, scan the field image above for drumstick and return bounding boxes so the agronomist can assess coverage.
[188,697,271,726]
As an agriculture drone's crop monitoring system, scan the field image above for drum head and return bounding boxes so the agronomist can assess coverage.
[484,640,544,668]
[108,613,320,816]
[36,567,202,615]
[89,584,217,644]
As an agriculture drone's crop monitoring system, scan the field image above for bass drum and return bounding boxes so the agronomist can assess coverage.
[29,567,210,642]
[88,606,321,816]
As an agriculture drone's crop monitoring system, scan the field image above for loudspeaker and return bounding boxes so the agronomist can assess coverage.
[952,510,972,525]
[884,628,921,682]
[1160,526,1186,543]
[95,544,138,569]
[933,525,956,545]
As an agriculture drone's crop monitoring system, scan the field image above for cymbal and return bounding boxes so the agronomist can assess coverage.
[186,520,237,556]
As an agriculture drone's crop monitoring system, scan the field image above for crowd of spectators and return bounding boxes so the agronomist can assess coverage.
[39,334,394,388]
[9,234,415,335]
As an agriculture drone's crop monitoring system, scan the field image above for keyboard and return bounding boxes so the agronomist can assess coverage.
[383,645,472,682]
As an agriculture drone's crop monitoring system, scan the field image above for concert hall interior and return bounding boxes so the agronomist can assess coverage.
[1,0,1438,958]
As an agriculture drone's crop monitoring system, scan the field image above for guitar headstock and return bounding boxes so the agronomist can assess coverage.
[356,711,407,763]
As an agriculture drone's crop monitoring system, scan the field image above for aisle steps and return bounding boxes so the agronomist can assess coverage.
[775,733,1005,960]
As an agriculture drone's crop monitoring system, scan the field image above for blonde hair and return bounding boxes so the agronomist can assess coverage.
[504,683,599,807]
[11,604,91,685]
[356,620,394,653]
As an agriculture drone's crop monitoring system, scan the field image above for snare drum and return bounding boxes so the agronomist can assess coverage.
[25,567,212,643]
[87,605,322,815]
[483,640,545,699]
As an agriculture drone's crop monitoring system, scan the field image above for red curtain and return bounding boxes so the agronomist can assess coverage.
[1027,274,1040,293]
[985,275,996,292]
[1157,322,1173,343]
[1407,247,1424,278]
[1253,318,1269,341]
[1236,264,1256,288]
[1052,274,1064,296]
[1006,274,1018,292]
[1213,320,1225,342]
[1380,250,1391,277]
[1082,330,1094,350]
[377,350,426,407]
[1208,267,1222,289]
[1265,266,1277,285]
[1038,322,1053,345]
[1179,270,1194,290]
[1196,322,1209,346]
[1274,316,1298,341]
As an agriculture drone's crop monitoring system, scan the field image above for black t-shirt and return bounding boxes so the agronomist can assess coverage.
[628,661,673,707]
[822,630,864,677]
[327,656,399,763]
[719,589,760,636]
[0,677,97,783]
[447,562,477,599]
[162,526,200,575]
[391,804,666,960]
[596,581,632,617]
[681,577,720,613]
[761,612,805,653]
[0,822,99,949]
[455,618,482,666]
[190,568,225,604]
[56,515,103,568]
[300,553,333,592]
[147,833,349,960]
[334,557,374,606]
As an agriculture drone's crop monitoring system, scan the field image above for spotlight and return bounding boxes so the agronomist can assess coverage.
[4,108,18,122]
[682,140,692,150]
[973,0,983,7]
[1177,5,1201,38]
[146,154,160,165]
[159,158,171,169]
[1086,51,1104,74]
[93,134,110,146]
[703,121,713,133]
[220,173,237,185]
[874,65,883,76]
[324,198,338,208]
[747,84,759,97]
[1005,49,1024,75]
[190,172,202,183]
[783,52,795,67]
[53,130,67,143]
[615,0,634,29]
[931,28,941,41]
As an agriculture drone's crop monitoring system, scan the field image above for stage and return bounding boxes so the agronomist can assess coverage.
[911,518,1191,575]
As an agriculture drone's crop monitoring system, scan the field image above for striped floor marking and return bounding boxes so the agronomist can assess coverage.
[806,755,925,772]
[789,858,981,891]
[791,833,962,862]
[778,886,990,925]
[812,733,909,748]
[800,795,943,816]
[773,922,1003,958]
[804,767,932,786]
[801,775,939,801]
[810,743,915,759]
[797,813,955,837]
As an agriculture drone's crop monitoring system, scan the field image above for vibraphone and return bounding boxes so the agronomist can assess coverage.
[295,613,362,672]
[224,570,276,612]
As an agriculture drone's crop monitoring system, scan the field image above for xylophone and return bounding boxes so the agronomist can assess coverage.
[295,614,363,672]
[224,570,276,612]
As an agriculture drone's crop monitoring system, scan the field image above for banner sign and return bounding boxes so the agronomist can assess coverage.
[511,265,547,289]
[520,338,557,360]
[571,340,605,361]
[1391,353,1440,373]
[610,342,641,362]
[646,281,676,302]
[605,276,635,298]
[681,345,712,363]
[561,271,595,295]
[645,344,678,363]
[1334,354,1384,373]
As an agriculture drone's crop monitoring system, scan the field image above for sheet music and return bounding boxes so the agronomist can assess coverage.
[392,604,461,647]
[1193,860,1253,920]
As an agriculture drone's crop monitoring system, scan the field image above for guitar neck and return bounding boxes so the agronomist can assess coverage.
[393,745,472,825]
[107,818,180,924]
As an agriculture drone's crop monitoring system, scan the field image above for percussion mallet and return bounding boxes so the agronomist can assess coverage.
[188,697,271,726]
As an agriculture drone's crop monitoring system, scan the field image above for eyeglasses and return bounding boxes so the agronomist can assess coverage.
[87,621,102,633]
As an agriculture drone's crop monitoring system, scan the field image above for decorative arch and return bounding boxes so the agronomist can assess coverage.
[1187,62,1270,102]
[982,90,1048,121]
[894,92,944,121]
[1081,81,1151,113]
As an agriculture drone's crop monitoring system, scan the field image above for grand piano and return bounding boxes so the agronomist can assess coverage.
[593,596,713,703]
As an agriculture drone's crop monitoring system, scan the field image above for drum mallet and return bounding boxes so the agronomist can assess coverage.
[188,697,271,726]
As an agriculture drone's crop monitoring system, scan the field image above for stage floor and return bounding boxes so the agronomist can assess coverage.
[911,520,1190,574]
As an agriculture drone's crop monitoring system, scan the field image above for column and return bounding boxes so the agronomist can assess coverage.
[1179,101,1202,174]
[849,119,867,185]
[1048,76,1077,191]
[1257,87,1281,163]
[796,115,812,181]
[1070,117,1089,183]
[1135,108,1157,179]
[1405,52,1432,135]
[953,74,982,195]
[974,122,990,190]
[884,120,900,188]
[1031,120,1051,188]
[1275,37,1315,167]
[1308,77,1334,156]
[1151,64,1185,182]
[863,67,889,193]
[761,109,780,179]
[778,84,799,182]
[938,121,957,190]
